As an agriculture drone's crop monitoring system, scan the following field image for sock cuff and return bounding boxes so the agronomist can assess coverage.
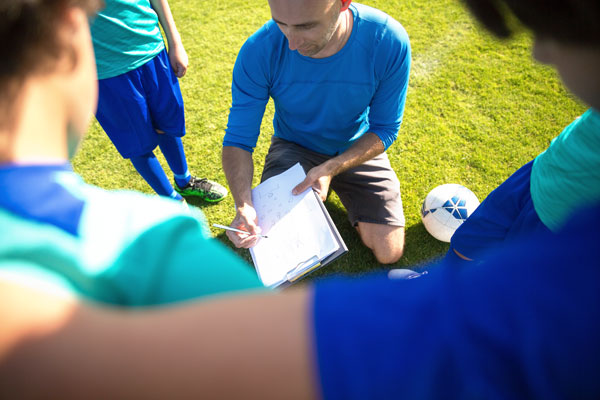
[169,190,183,200]
[174,170,191,180]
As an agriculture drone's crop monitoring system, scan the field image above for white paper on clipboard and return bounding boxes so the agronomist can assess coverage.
[249,163,346,288]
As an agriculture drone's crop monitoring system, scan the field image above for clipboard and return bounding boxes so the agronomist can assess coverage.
[249,164,347,288]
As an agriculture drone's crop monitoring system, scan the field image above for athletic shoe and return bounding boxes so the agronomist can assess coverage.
[174,176,228,202]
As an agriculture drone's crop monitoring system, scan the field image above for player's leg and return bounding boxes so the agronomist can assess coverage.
[446,160,550,266]
[157,133,227,202]
[96,66,181,199]
[156,132,190,188]
[356,222,405,264]
[129,151,182,200]
[331,152,406,264]
[147,49,227,202]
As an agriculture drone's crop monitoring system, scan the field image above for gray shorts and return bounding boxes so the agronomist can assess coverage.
[262,137,405,227]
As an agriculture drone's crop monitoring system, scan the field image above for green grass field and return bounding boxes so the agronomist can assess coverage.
[73,0,587,281]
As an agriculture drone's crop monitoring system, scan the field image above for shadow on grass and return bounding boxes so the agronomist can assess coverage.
[399,223,449,268]
[309,199,375,280]
[210,199,451,287]
[308,203,451,279]
[187,197,225,209]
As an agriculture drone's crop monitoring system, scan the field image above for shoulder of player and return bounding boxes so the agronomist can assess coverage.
[238,20,286,67]
[582,107,600,128]
[243,20,285,52]
[80,184,208,240]
[353,3,409,46]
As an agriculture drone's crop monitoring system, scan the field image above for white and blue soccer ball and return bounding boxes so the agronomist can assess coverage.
[421,184,480,242]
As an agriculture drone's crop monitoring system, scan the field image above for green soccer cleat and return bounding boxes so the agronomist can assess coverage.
[174,176,228,202]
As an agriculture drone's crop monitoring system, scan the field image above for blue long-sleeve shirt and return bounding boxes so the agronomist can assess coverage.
[224,3,411,156]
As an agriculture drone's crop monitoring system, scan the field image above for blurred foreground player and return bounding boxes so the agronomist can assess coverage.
[0,0,263,309]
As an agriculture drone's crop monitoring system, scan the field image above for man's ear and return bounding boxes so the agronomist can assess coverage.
[340,0,352,12]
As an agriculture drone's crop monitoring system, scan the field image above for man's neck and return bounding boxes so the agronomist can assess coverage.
[312,9,353,59]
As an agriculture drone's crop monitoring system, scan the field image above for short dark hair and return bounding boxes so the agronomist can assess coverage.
[462,0,600,45]
[0,0,102,128]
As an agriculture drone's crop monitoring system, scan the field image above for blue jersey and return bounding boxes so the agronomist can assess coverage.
[0,164,264,305]
[314,203,600,399]
[224,3,411,156]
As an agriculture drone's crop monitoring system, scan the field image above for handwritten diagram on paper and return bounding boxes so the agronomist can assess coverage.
[250,163,338,287]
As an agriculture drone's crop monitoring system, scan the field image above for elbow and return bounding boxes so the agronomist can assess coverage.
[371,130,398,151]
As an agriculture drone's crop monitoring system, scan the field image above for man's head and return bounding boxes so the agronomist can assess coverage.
[268,0,352,58]
[463,0,600,109]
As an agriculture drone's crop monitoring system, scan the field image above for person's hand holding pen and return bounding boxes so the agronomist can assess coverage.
[213,224,268,239]
[226,204,263,248]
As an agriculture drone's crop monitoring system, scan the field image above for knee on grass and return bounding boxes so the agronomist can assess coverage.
[372,244,404,265]
[357,223,405,264]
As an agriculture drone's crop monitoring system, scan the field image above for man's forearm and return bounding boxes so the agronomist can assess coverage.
[222,146,255,208]
[323,132,385,177]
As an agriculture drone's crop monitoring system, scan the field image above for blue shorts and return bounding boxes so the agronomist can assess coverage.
[448,160,551,262]
[96,49,186,159]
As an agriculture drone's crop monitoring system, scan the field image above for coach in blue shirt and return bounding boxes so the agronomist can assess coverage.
[222,0,411,264]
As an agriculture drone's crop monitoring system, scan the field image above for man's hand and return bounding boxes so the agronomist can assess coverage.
[292,133,386,202]
[292,163,333,202]
[227,204,262,248]
[168,43,188,78]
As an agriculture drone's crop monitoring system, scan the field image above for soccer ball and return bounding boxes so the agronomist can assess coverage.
[421,184,480,242]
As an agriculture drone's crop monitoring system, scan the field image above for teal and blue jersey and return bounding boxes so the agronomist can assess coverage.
[0,164,264,306]
[224,3,411,156]
[447,108,600,263]
[531,108,600,231]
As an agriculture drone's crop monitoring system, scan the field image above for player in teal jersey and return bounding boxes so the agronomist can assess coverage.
[91,0,228,203]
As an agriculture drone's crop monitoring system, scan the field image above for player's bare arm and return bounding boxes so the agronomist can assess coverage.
[222,146,262,248]
[150,0,188,77]
[292,132,385,201]
[0,280,315,399]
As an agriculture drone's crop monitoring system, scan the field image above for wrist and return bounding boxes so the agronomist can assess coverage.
[235,198,254,212]
[167,34,183,50]
[322,158,342,177]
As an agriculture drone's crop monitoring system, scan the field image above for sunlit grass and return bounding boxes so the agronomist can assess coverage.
[74,0,586,281]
